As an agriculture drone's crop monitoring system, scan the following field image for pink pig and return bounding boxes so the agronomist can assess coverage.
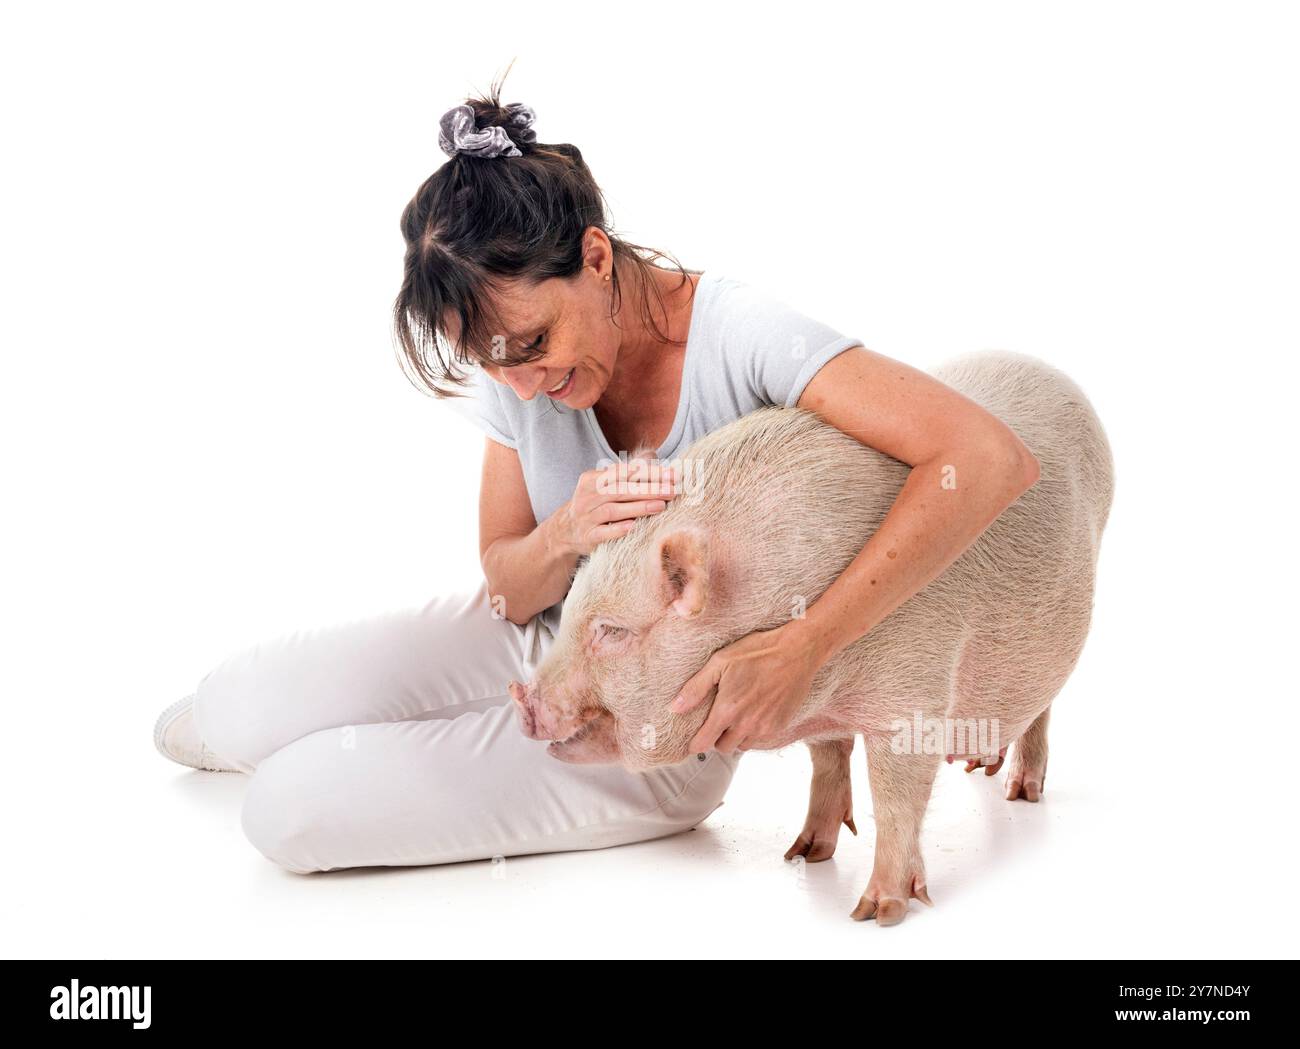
[508,349,1114,924]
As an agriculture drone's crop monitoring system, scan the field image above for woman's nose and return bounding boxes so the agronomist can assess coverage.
[500,366,547,401]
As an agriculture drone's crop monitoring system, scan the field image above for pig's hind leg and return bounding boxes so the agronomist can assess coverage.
[783,737,857,863]
[1005,704,1050,802]
[950,627,1070,801]
[852,735,940,925]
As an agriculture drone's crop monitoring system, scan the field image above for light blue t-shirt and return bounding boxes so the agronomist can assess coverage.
[453,270,863,632]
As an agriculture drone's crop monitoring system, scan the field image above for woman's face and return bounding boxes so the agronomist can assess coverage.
[474,264,620,409]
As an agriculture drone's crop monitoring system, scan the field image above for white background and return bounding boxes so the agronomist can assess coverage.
[2,0,1296,959]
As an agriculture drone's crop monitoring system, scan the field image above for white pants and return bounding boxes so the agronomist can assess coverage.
[191,580,740,873]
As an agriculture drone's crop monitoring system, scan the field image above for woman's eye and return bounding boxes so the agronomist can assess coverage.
[521,332,546,353]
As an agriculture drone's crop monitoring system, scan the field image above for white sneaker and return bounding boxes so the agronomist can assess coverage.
[153,694,242,772]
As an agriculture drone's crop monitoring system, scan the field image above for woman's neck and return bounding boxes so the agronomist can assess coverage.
[595,266,699,450]
[611,266,696,379]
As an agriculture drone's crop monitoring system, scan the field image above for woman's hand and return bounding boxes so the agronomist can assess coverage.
[549,458,677,557]
[669,621,823,755]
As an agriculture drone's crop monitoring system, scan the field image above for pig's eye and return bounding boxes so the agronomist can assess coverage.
[593,622,629,644]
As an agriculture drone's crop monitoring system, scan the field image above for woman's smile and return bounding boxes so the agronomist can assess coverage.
[546,367,576,399]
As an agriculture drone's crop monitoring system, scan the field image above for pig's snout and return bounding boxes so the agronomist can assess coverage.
[508,680,544,739]
[508,678,600,744]
[508,678,569,741]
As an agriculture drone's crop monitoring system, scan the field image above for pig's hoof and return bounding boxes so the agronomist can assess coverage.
[850,875,932,924]
[1005,753,1047,802]
[852,896,907,924]
[783,813,857,864]
[1005,776,1043,802]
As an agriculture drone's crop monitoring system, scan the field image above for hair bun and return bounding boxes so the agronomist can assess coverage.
[439,102,537,159]
[502,102,537,145]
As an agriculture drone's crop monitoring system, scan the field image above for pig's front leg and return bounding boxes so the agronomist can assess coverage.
[852,736,940,925]
[783,737,857,863]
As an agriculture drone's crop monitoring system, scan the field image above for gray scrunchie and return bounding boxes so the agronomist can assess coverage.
[438,102,537,159]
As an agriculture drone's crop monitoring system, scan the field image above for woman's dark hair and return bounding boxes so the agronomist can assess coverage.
[392,67,695,398]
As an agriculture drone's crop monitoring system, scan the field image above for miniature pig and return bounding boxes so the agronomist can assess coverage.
[508,349,1114,924]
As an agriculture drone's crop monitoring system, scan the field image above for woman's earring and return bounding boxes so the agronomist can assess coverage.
[603,274,611,282]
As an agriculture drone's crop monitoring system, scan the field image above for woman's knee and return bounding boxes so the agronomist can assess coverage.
[239,736,340,874]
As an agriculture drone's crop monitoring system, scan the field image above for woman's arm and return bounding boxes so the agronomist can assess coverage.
[479,438,679,625]
[478,438,577,625]
[789,346,1040,664]
[671,347,1040,754]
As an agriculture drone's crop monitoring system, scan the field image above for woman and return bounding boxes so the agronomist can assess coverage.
[153,83,1038,875]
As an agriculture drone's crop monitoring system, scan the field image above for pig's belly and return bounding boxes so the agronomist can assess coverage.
[759,658,1072,754]
[752,596,1091,754]
[771,716,859,749]
[767,709,1040,758]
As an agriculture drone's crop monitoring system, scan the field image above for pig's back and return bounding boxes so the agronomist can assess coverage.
[678,348,1113,671]
[920,350,1114,625]
[933,349,1114,557]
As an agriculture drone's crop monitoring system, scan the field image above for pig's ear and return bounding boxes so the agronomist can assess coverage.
[658,527,709,619]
